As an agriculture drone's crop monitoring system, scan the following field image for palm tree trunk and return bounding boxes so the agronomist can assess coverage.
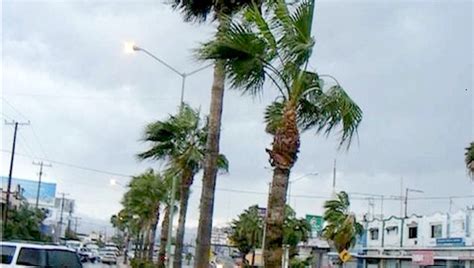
[194,14,228,268]
[124,232,130,264]
[174,172,193,268]
[147,204,161,262]
[143,228,151,261]
[158,205,171,267]
[264,104,300,267]
[139,231,146,260]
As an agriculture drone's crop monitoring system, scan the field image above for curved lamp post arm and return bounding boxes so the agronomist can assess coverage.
[133,46,183,77]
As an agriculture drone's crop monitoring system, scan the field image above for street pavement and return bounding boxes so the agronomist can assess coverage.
[83,257,130,268]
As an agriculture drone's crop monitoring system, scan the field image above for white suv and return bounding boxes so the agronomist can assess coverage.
[1,241,82,267]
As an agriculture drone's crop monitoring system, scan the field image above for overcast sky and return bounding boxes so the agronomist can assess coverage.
[1,0,473,236]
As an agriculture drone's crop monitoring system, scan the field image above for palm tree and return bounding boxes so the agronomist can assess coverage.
[138,104,229,267]
[465,142,474,179]
[198,0,362,265]
[229,205,264,266]
[171,1,257,266]
[122,169,167,262]
[322,191,363,263]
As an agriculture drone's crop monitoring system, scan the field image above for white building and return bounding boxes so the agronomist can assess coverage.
[358,209,474,268]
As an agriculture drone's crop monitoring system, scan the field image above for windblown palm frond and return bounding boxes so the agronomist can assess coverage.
[466,142,474,179]
[322,191,362,253]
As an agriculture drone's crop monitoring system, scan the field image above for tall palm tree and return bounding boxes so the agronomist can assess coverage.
[171,1,257,266]
[322,191,363,259]
[465,142,474,179]
[138,104,229,267]
[198,0,362,265]
[122,169,167,262]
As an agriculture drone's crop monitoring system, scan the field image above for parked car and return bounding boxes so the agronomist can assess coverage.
[100,250,117,265]
[104,245,120,256]
[78,247,98,263]
[65,240,82,251]
[1,241,82,267]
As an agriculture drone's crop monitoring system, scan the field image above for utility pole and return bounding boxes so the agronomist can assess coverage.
[72,217,81,234]
[3,120,30,227]
[400,177,404,217]
[66,202,73,237]
[33,161,52,208]
[332,159,337,196]
[404,188,423,218]
[57,192,69,242]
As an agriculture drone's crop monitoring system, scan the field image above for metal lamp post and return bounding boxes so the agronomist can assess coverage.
[287,172,319,206]
[404,188,424,218]
[124,41,212,267]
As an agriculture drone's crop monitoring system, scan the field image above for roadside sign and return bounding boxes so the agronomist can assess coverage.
[436,237,465,246]
[339,249,351,263]
[412,251,434,265]
[257,207,267,218]
[305,214,324,237]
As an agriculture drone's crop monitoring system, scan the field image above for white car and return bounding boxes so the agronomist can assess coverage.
[1,241,82,267]
[100,250,117,265]
[78,247,99,263]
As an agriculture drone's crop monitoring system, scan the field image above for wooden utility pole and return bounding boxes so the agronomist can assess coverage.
[33,161,52,208]
[3,120,29,227]
[57,192,69,242]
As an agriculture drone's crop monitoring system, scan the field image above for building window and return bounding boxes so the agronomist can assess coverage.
[369,228,379,240]
[386,226,399,236]
[431,224,442,238]
[408,226,418,239]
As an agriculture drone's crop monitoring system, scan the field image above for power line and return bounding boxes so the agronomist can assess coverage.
[0,112,14,121]
[1,98,29,121]
[3,93,176,102]
[0,150,132,178]
[2,151,471,203]
[17,132,39,160]
[30,125,48,159]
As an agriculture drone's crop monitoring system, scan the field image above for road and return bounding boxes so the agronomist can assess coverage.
[83,258,130,268]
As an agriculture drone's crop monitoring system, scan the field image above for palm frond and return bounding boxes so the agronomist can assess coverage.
[199,21,268,96]
[264,100,285,134]
[299,84,362,149]
[465,142,474,178]
[217,154,230,173]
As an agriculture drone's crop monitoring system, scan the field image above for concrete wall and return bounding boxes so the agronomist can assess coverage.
[364,209,474,249]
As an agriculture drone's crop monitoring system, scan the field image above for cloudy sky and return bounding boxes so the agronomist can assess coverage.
[1,0,473,236]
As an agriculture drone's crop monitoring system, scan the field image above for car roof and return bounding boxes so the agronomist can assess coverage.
[1,241,74,252]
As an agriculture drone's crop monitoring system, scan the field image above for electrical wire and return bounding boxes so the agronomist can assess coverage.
[0,149,132,178]
[1,97,29,121]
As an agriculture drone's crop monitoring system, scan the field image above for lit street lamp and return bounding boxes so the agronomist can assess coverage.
[109,178,126,188]
[124,41,212,267]
[123,41,212,105]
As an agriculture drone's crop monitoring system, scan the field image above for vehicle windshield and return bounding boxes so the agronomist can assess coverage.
[17,248,47,266]
[15,247,81,268]
[1,245,16,264]
[48,249,82,268]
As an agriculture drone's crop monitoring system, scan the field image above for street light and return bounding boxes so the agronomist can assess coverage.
[123,41,212,105]
[404,188,424,218]
[124,42,213,267]
[287,172,319,206]
[109,179,126,188]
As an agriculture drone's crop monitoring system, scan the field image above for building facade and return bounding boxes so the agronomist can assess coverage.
[357,209,474,268]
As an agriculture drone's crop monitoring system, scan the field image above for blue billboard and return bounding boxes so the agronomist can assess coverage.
[1,176,56,206]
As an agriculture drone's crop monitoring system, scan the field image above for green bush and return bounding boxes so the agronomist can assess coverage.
[130,258,155,268]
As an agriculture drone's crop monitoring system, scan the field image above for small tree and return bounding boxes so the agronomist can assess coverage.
[229,205,310,265]
[3,203,50,242]
[322,191,363,265]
